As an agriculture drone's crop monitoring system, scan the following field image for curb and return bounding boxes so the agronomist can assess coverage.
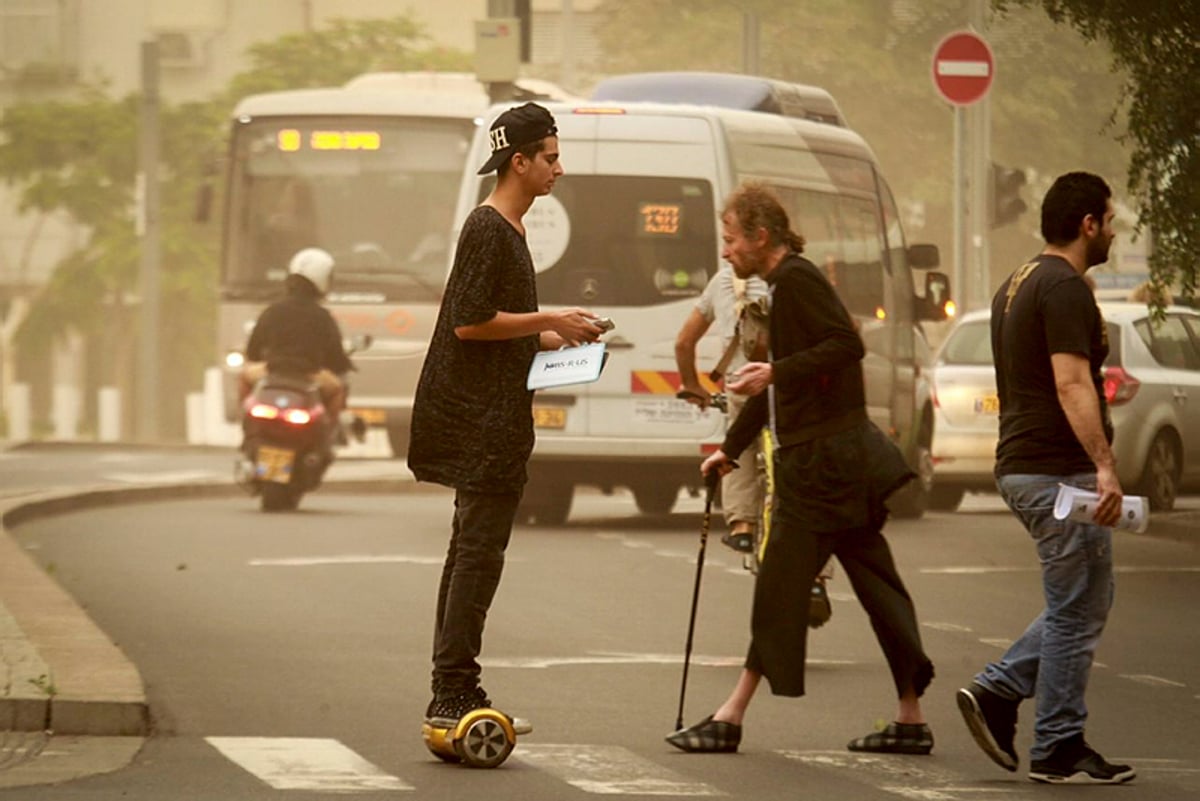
[0,472,434,737]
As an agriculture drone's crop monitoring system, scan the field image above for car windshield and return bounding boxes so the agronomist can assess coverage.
[940,319,992,365]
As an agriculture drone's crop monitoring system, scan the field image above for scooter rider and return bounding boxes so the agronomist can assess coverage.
[239,247,353,424]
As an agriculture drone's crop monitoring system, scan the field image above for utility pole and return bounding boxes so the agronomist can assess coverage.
[742,12,760,75]
[967,0,991,311]
[137,40,161,442]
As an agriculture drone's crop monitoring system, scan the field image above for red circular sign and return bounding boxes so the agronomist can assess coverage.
[932,31,994,106]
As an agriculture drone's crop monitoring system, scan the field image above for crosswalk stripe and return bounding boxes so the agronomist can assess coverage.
[515,744,723,796]
[205,737,412,792]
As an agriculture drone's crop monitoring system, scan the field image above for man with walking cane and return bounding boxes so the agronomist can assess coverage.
[667,182,935,755]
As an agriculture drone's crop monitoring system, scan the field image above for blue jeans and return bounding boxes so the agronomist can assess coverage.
[975,473,1115,760]
[431,488,520,697]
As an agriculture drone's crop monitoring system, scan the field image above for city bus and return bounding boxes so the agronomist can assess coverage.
[215,72,572,455]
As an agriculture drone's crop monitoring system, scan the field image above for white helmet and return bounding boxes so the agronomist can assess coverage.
[287,247,334,295]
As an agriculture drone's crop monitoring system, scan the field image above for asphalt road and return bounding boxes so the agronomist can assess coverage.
[3,485,1198,800]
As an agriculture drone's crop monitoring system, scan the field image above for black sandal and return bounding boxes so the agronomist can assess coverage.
[665,715,742,753]
[721,531,754,554]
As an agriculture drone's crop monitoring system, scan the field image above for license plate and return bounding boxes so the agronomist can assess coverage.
[532,407,566,429]
[256,445,295,483]
[975,394,1000,414]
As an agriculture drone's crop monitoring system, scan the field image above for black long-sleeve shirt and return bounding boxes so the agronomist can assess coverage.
[245,285,353,377]
[723,253,866,459]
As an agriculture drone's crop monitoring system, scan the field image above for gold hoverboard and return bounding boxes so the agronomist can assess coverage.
[422,709,533,768]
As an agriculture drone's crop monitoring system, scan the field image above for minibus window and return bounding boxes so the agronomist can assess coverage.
[772,186,885,319]
[479,175,718,307]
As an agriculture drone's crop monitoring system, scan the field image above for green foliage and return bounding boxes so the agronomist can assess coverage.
[0,13,470,438]
[997,0,1199,300]
[225,16,470,102]
[593,0,1130,285]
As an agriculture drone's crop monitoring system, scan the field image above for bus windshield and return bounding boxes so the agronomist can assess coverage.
[223,115,474,301]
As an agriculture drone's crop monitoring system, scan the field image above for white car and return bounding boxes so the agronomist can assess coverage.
[929,302,1200,511]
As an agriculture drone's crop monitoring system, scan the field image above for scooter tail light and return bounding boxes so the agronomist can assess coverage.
[1103,366,1140,406]
[248,403,280,420]
[282,408,312,425]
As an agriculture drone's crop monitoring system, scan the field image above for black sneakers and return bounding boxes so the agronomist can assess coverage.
[425,686,491,724]
[1029,736,1136,784]
[956,683,1019,772]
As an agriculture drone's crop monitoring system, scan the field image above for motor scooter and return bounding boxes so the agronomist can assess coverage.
[234,336,370,511]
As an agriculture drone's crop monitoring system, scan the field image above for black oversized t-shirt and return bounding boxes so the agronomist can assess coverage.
[408,206,540,493]
[991,254,1111,477]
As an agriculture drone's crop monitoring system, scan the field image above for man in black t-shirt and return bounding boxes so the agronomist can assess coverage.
[956,172,1135,785]
[408,103,604,725]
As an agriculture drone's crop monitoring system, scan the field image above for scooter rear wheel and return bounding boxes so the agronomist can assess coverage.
[261,482,301,512]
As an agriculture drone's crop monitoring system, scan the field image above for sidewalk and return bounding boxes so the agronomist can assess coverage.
[0,455,422,787]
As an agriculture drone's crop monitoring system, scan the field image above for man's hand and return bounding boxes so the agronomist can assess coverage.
[726,362,772,397]
[548,307,604,347]
[1092,463,1123,527]
[678,381,711,409]
[701,449,736,480]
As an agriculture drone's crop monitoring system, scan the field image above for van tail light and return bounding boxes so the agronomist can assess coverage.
[1103,366,1140,406]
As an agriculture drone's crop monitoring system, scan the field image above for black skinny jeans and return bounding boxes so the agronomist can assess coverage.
[431,488,521,698]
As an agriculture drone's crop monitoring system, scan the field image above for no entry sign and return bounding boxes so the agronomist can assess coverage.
[932,31,994,106]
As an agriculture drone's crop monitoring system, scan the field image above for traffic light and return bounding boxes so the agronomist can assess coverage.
[990,163,1027,228]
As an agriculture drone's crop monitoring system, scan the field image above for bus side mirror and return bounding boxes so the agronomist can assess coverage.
[919,271,953,321]
[908,243,940,269]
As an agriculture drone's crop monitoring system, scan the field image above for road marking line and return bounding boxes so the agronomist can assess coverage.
[922,622,974,633]
[1120,674,1187,688]
[102,470,220,484]
[978,638,1013,649]
[516,744,722,796]
[248,555,443,566]
[206,737,410,792]
[781,751,1016,799]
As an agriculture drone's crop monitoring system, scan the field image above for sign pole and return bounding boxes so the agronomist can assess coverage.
[952,106,966,314]
[137,40,161,442]
[932,28,994,312]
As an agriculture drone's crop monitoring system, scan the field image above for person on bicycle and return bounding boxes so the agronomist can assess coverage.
[675,264,768,553]
[675,262,834,627]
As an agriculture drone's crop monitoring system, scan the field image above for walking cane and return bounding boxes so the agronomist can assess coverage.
[673,466,724,732]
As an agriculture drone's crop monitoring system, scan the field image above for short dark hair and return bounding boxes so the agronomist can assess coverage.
[496,138,548,179]
[1041,171,1111,246]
